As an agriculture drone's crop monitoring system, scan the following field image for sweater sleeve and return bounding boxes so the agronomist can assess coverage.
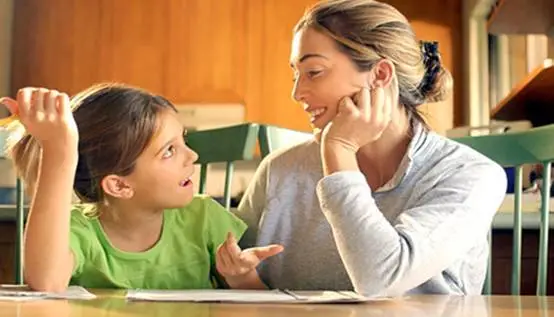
[315,162,507,296]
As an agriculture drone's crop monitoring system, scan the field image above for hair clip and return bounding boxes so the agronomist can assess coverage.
[418,41,441,97]
[420,41,439,58]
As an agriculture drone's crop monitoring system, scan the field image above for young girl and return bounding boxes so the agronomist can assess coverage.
[1,84,282,292]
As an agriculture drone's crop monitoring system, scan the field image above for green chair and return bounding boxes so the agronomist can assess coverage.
[258,124,313,158]
[14,178,24,284]
[186,123,260,210]
[454,123,554,295]
[0,127,24,284]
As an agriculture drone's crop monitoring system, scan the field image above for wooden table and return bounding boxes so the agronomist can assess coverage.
[0,291,552,316]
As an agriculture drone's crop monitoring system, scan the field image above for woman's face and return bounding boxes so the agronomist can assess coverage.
[290,27,368,130]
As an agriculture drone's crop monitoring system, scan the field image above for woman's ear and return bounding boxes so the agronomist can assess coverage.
[101,175,134,200]
[367,59,395,89]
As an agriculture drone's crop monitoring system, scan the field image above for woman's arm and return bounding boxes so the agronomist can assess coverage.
[318,146,506,296]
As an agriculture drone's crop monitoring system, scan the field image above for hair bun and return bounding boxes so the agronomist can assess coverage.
[418,41,452,103]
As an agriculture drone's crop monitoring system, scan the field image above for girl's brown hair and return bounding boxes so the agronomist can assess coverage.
[7,83,176,203]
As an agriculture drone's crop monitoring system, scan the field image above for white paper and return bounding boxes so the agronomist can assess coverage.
[0,285,96,301]
[126,289,385,304]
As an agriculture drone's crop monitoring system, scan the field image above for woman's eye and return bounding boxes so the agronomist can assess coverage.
[307,70,322,78]
[162,145,176,159]
[292,70,322,82]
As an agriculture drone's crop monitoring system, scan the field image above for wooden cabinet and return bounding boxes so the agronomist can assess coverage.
[11,0,462,133]
[487,0,554,35]
[492,229,554,295]
[0,223,15,284]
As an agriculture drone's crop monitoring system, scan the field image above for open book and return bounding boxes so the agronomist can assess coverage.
[126,289,388,304]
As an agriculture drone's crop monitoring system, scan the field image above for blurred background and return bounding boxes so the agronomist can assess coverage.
[2,0,554,293]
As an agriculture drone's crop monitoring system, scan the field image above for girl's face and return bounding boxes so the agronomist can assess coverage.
[119,109,199,209]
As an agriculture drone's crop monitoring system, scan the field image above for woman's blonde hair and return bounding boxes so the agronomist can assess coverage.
[295,0,453,124]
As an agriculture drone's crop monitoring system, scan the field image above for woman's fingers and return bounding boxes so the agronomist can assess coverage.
[370,86,384,125]
[338,96,357,116]
[358,87,371,119]
[379,87,392,127]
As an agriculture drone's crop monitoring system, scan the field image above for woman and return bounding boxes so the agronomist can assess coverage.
[221,0,507,296]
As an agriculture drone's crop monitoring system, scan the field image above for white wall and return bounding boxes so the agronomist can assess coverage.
[463,0,496,127]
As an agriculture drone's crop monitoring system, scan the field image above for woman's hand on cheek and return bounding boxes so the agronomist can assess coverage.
[321,86,390,153]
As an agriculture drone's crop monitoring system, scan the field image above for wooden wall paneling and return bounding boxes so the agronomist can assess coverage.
[104,0,167,94]
[385,0,462,133]
[509,35,528,90]
[243,0,264,124]
[256,0,319,132]
[11,0,463,132]
[12,0,251,104]
[165,0,249,104]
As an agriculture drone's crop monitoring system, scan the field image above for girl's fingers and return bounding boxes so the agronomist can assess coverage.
[17,88,34,118]
[57,93,71,117]
[32,88,46,115]
[224,233,242,268]
[216,245,231,273]
[44,90,59,116]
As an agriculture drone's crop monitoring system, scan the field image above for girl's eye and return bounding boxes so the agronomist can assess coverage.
[162,145,176,159]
